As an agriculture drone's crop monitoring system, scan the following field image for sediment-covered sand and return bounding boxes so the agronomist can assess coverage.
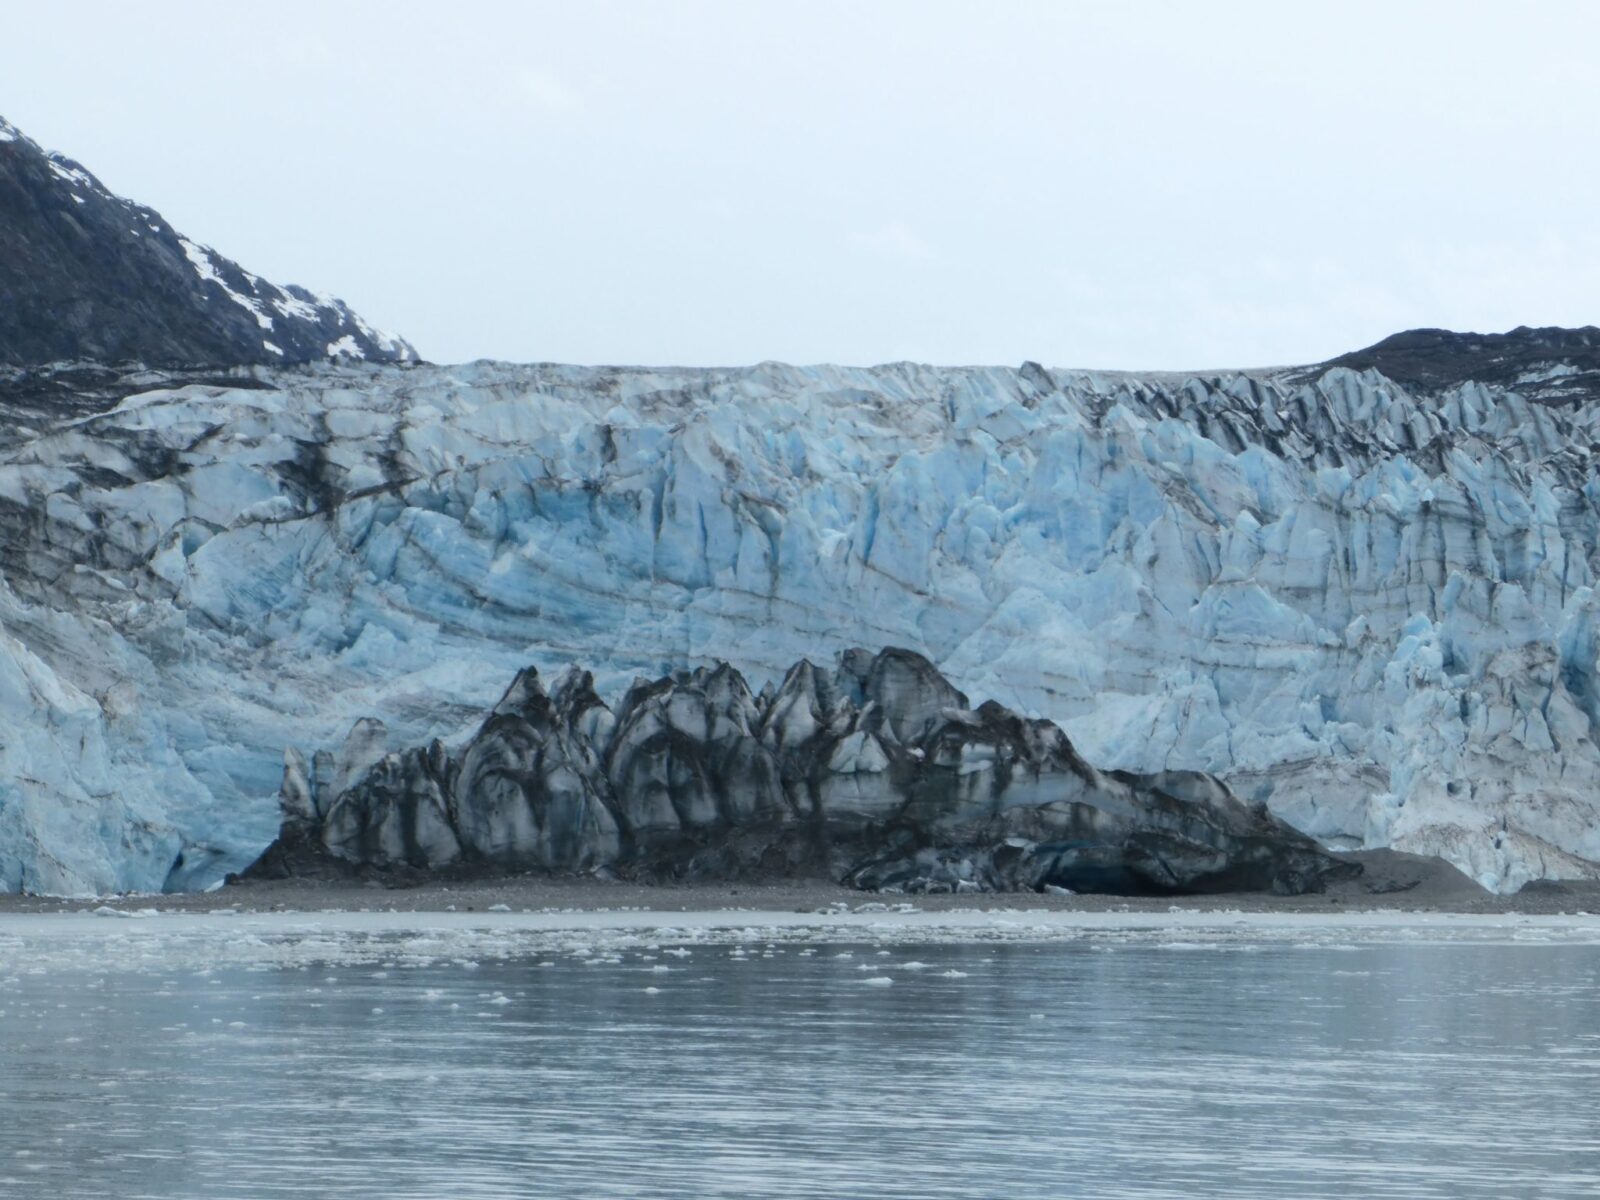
[2,850,1596,918]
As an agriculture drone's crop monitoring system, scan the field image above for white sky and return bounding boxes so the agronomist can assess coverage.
[4,0,1596,369]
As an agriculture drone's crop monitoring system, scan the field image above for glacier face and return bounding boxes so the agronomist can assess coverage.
[4,355,1600,894]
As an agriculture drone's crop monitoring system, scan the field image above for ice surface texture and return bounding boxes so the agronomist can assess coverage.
[4,351,1600,894]
[248,648,1351,896]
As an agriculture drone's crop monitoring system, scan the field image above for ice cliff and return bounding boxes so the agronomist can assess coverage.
[5,336,1600,895]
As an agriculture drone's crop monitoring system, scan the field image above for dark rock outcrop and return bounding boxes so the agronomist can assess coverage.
[1318,325,1600,405]
[246,648,1357,896]
[0,116,416,367]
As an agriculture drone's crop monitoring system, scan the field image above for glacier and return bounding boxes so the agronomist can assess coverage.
[5,353,1600,895]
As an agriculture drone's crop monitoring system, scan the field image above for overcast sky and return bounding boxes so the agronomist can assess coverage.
[4,1,1597,369]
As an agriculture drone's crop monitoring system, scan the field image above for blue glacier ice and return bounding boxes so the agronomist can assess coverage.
[4,357,1600,894]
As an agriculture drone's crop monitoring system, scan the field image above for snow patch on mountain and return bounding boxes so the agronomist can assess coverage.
[178,238,275,331]
[326,334,364,359]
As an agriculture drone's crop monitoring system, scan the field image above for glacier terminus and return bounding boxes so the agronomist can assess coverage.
[5,332,1600,895]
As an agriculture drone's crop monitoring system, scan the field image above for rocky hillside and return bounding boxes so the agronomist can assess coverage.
[0,116,415,367]
[1319,326,1600,405]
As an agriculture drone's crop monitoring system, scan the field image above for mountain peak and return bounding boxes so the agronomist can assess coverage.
[0,116,416,368]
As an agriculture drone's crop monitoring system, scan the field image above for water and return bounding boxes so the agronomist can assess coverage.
[3,916,1600,1198]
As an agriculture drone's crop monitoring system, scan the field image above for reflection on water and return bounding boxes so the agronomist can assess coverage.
[3,937,1599,1198]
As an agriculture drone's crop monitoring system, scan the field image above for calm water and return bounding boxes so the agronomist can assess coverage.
[3,925,1599,1198]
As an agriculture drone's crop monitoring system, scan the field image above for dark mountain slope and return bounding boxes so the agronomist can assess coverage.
[1319,326,1600,404]
[0,116,415,368]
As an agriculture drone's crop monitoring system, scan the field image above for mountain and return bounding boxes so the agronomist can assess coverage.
[0,116,415,367]
[4,332,1600,896]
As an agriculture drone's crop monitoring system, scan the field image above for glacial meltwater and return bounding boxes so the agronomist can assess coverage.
[2,910,1598,1199]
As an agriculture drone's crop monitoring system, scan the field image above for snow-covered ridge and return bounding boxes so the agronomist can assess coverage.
[4,353,1600,895]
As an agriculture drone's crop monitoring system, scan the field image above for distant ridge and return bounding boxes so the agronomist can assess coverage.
[1318,325,1600,404]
